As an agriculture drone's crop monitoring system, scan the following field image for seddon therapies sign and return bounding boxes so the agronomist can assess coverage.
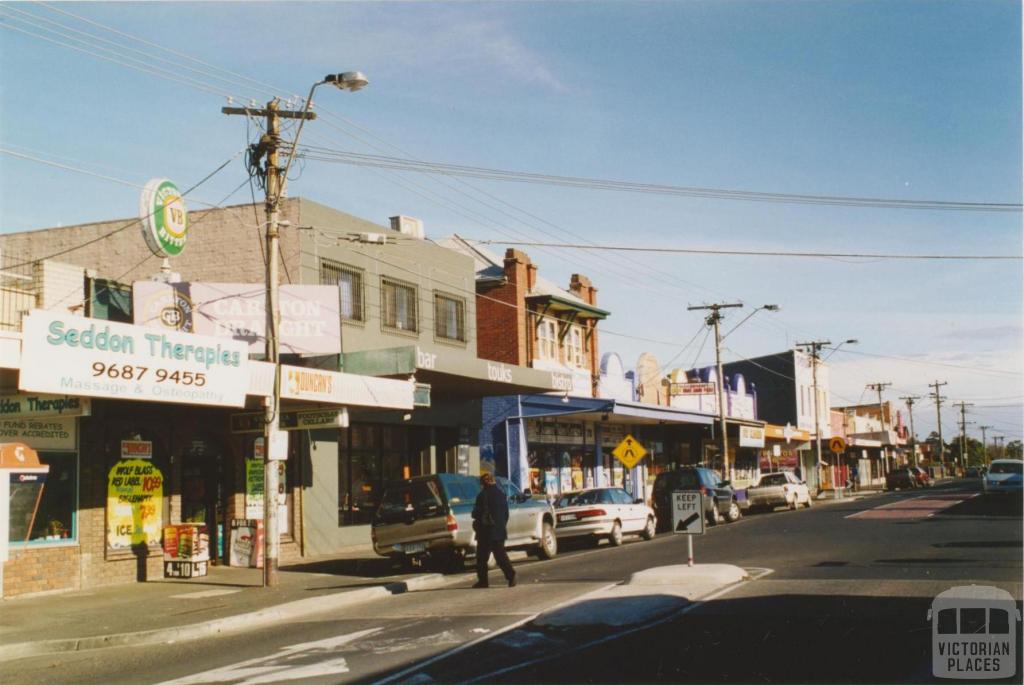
[19,310,249,408]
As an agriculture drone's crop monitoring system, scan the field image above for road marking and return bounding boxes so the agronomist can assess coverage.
[156,628,383,685]
[845,492,977,520]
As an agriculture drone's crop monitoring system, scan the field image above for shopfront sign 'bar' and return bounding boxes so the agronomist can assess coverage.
[19,310,250,408]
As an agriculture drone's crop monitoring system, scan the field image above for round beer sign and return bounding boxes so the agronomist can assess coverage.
[140,178,188,257]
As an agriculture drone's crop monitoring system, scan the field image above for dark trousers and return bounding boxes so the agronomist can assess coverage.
[476,534,515,583]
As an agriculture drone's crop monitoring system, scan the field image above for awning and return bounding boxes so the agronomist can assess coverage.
[342,345,573,397]
[517,395,714,426]
[526,293,609,320]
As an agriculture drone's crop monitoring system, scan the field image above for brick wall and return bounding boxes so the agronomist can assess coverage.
[0,201,301,286]
[475,249,531,365]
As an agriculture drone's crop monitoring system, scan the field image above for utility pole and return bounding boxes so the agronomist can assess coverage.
[900,395,921,467]
[952,401,973,472]
[866,382,892,472]
[994,436,1005,460]
[223,100,316,588]
[687,302,743,480]
[795,340,831,489]
[978,425,992,465]
[929,380,948,468]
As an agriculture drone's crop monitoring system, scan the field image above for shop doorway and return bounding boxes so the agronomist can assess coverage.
[181,437,226,563]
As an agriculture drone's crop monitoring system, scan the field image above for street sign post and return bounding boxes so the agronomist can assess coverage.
[672,491,705,566]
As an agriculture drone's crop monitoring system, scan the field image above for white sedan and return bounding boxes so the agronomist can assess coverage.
[554,487,657,546]
[746,471,813,511]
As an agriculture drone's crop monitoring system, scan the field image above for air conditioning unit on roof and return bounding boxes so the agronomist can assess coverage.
[389,215,424,239]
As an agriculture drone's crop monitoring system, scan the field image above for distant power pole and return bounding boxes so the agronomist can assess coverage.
[866,382,892,471]
[952,401,973,470]
[994,436,1005,460]
[687,302,743,479]
[929,380,948,465]
[795,340,832,484]
[900,395,921,467]
[978,425,992,465]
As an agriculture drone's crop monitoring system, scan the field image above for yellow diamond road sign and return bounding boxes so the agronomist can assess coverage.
[612,434,648,469]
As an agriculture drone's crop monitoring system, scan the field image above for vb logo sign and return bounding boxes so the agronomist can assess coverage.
[930,585,1020,679]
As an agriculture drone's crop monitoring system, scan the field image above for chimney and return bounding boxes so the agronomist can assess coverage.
[503,248,533,285]
[389,215,424,239]
[569,273,597,305]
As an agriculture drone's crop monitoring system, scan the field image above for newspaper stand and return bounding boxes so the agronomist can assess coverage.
[163,524,210,578]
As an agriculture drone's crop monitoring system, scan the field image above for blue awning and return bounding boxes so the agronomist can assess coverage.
[512,394,714,425]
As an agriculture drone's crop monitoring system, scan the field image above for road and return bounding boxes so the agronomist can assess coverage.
[9,480,1021,685]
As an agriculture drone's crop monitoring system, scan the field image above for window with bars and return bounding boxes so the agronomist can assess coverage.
[434,292,466,343]
[319,260,364,321]
[381,278,418,332]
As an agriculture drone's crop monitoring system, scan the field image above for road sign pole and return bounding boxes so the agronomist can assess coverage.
[687,533,694,567]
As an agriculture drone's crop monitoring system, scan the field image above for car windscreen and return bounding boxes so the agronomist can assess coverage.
[989,462,1022,475]
[377,480,446,522]
[653,470,700,495]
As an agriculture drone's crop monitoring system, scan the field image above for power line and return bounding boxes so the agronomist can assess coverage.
[294,146,1022,213]
[826,346,1023,377]
[464,239,1019,262]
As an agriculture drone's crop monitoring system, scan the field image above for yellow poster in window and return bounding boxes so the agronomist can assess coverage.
[107,458,164,550]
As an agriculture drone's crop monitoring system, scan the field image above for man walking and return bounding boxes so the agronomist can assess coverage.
[472,472,516,588]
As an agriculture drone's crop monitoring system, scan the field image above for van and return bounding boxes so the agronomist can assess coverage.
[652,466,742,531]
[371,473,558,571]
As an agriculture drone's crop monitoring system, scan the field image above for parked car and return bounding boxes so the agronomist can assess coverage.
[371,473,558,571]
[983,459,1023,495]
[652,466,741,531]
[746,471,812,511]
[910,466,933,487]
[965,466,985,478]
[554,487,656,546]
[885,468,918,491]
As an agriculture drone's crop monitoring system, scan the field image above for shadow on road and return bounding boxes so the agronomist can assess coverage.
[363,592,1024,685]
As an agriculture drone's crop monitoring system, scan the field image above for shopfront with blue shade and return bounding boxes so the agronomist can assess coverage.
[480,394,713,501]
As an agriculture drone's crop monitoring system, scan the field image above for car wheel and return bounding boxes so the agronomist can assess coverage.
[725,500,742,523]
[432,548,465,574]
[788,495,798,511]
[706,502,719,526]
[534,521,557,559]
[641,516,656,540]
[608,521,624,547]
[804,495,813,508]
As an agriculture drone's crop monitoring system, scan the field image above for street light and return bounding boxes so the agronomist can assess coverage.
[261,72,366,588]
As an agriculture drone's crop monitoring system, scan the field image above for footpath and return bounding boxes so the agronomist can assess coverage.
[0,546,453,663]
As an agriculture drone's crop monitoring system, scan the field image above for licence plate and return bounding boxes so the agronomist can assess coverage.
[399,542,427,554]
[557,514,574,523]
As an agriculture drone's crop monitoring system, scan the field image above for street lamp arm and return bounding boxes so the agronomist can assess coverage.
[276,80,325,203]
[721,304,779,341]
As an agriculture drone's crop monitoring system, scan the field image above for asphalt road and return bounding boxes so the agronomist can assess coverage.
[8,480,1021,685]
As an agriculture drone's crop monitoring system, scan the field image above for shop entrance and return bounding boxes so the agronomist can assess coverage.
[180,437,226,563]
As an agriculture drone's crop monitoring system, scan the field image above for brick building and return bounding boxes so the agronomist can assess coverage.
[439,237,608,397]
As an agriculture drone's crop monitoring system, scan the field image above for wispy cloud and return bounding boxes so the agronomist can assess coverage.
[941,325,1023,341]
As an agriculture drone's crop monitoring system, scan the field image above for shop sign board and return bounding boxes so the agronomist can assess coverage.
[670,382,716,396]
[0,416,76,450]
[140,178,189,258]
[120,440,152,460]
[245,459,264,518]
[0,394,90,419]
[672,491,705,535]
[739,425,766,448]
[19,310,249,408]
[106,459,163,551]
[280,365,414,409]
[133,282,342,355]
[231,409,346,434]
[612,434,648,469]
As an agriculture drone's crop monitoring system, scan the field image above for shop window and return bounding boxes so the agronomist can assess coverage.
[8,452,77,544]
[433,292,466,343]
[381,278,418,333]
[320,260,364,322]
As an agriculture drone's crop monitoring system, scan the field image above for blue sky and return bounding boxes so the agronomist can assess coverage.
[1,1,1021,441]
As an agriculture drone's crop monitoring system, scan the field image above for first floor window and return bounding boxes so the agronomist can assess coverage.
[382,279,418,332]
[320,260,364,321]
[537,318,558,361]
[568,326,585,368]
[8,451,77,544]
[434,293,466,342]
